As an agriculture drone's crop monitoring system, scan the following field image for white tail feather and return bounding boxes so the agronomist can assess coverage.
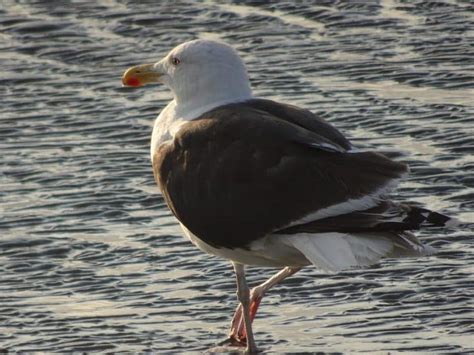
[280,232,435,272]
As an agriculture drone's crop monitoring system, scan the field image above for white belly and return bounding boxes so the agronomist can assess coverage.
[180,224,310,267]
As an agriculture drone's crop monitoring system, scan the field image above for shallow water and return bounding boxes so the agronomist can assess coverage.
[1,0,473,353]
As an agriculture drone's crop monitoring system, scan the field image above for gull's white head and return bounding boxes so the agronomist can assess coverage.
[122,40,253,113]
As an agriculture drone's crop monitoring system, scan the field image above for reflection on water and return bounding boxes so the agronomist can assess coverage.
[1,0,473,353]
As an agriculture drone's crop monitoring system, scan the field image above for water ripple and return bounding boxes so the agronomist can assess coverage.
[1,0,473,353]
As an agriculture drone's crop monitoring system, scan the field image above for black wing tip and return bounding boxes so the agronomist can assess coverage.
[411,207,459,228]
[276,204,459,235]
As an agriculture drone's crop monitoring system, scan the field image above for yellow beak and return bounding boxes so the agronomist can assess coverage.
[121,63,162,87]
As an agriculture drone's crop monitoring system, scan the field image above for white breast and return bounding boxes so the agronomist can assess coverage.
[150,101,178,160]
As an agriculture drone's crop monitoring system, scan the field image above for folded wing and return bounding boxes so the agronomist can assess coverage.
[153,101,409,249]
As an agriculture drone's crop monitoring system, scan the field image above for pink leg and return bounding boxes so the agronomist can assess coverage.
[232,262,258,353]
[227,266,301,345]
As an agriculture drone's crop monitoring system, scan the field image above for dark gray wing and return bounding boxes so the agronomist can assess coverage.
[153,103,408,249]
[245,98,352,150]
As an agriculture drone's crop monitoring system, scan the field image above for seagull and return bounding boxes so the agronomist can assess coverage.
[121,39,454,353]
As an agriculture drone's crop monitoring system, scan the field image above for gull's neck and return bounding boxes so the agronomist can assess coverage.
[176,92,253,120]
[174,73,253,120]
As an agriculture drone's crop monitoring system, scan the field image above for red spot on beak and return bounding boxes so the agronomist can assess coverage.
[125,77,141,87]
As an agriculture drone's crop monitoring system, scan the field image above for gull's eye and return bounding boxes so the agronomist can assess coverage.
[171,57,181,66]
